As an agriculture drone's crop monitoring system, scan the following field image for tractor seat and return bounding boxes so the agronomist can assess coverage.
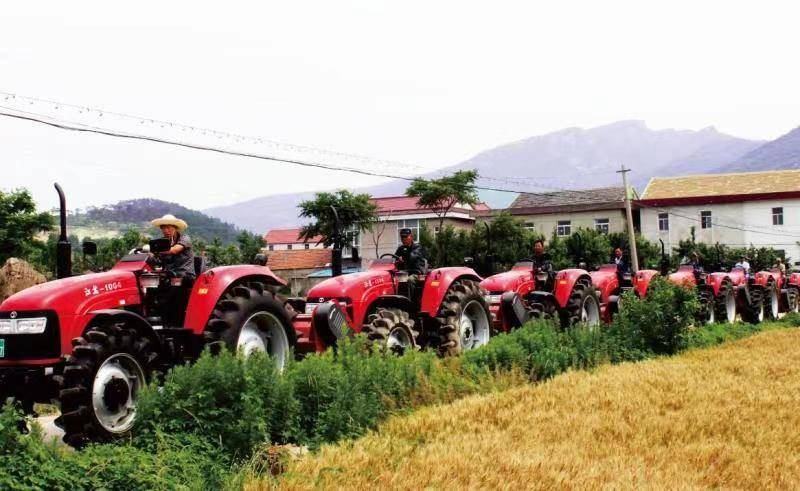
[194,256,206,276]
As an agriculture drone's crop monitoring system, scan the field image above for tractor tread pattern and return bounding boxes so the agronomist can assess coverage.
[434,279,488,357]
[360,307,419,353]
[559,280,599,328]
[54,317,156,448]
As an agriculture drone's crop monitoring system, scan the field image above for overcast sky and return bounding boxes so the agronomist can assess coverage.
[1,1,799,211]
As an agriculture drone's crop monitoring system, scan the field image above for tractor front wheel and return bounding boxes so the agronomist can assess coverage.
[698,290,715,324]
[560,281,601,328]
[765,284,780,320]
[362,308,419,354]
[54,316,156,448]
[436,280,491,356]
[740,288,764,324]
[788,287,800,314]
[204,282,296,370]
[715,282,737,324]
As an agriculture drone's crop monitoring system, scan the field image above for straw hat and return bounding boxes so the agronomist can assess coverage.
[151,214,188,231]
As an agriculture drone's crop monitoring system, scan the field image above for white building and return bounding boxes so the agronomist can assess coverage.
[638,169,800,262]
[262,228,325,251]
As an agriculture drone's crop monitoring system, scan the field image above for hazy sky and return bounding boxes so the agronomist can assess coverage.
[1,1,799,211]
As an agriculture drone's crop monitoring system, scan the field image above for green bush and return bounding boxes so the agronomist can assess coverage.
[607,278,700,355]
[0,404,225,490]
[134,350,293,460]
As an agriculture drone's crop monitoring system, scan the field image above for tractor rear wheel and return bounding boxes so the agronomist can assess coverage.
[715,282,737,323]
[740,288,764,324]
[54,316,156,448]
[436,280,491,356]
[698,290,716,324]
[765,284,780,320]
[560,280,601,328]
[204,282,296,370]
[361,308,419,354]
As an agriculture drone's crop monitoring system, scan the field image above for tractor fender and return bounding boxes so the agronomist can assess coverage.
[418,267,483,316]
[85,309,162,351]
[183,266,288,334]
[553,269,593,309]
[633,270,659,298]
[705,273,731,296]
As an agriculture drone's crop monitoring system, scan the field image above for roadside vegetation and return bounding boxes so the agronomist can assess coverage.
[1,280,798,490]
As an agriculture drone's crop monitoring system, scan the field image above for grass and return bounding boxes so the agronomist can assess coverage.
[258,324,800,490]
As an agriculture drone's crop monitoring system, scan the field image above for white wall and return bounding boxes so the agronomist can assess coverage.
[265,242,326,251]
[640,199,800,262]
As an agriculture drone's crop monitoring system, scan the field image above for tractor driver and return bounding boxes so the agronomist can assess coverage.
[395,228,428,274]
[150,214,196,280]
[531,239,553,273]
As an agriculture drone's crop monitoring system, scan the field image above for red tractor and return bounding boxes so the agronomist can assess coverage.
[480,259,601,332]
[633,243,765,324]
[0,185,300,447]
[752,267,800,319]
[286,254,491,357]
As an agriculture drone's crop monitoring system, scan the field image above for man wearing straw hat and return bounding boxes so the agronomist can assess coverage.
[150,214,196,279]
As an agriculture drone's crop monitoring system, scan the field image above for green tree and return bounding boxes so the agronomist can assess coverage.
[0,189,53,264]
[471,213,541,273]
[405,170,480,232]
[236,231,264,265]
[298,190,378,248]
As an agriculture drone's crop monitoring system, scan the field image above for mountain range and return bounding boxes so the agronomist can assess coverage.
[204,121,800,233]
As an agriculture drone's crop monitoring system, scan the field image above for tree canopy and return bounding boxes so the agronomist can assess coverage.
[0,189,53,264]
[297,190,378,248]
[405,170,480,230]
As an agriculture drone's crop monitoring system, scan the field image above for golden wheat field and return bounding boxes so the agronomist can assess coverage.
[254,328,800,490]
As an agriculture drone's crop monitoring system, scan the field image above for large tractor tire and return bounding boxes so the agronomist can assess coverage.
[698,289,716,324]
[528,301,557,322]
[559,280,601,328]
[715,282,737,324]
[204,282,296,370]
[740,288,765,324]
[361,308,419,354]
[435,280,491,357]
[787,287,800,314]
[764,283,780,320]
[54,316,157,448]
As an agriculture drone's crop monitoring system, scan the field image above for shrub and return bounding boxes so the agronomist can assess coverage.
[134,350,293,460]
[607,278,700,355]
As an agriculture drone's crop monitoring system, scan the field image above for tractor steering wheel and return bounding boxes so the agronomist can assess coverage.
[380,253,401,261]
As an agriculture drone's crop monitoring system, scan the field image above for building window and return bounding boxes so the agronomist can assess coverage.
[304,243,310,250]
[287,244,292,250]
[397,219,421,244]
[773,207,784,225]
[524,221,535,230]
[658,213,669,231]
[557,220,571,237]
[268,244,274,251]
[594,218,609,234]
[433,226,440,237]
[343,225,361,257]
[700,210,712,229]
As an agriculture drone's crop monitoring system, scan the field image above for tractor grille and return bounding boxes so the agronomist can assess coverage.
[0,310,61,360]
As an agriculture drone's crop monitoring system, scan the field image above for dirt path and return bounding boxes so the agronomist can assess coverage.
[265,328,800,490]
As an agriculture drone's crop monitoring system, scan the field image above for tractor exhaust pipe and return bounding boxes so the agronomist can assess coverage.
[54,183,72,279]
[659,239,669,276]
[330,205,342,278]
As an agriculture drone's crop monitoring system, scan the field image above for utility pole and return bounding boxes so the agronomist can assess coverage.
[617,165,639,272]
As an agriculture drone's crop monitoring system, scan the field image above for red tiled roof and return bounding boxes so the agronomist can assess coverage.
[371,196,490,215]
[263,228,322,245]
[267,249,331,271]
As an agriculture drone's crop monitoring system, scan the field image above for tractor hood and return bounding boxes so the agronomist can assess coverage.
[0,270,142,316]
[306,270,394,301]
[480,269,532,293]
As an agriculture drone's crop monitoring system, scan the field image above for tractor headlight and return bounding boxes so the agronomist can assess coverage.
[0,317,47,334]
